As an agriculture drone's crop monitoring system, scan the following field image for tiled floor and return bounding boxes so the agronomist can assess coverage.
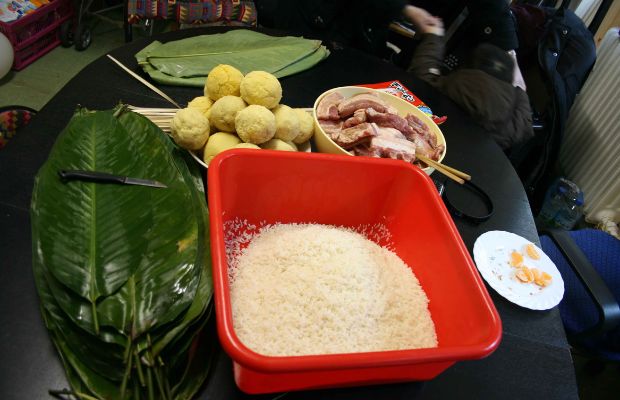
[1,7,619,399]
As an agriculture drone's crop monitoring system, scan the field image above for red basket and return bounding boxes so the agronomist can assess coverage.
[0,0,73,70]
[208,149,502,394]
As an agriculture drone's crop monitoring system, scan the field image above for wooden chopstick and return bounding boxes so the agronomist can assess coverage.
[426,157,471,181]
[416,154,467,185]
[107,55,182,109]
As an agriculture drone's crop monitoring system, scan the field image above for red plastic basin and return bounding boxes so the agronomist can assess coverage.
[208,149,502,394]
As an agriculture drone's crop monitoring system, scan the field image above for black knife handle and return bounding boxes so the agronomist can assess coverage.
[58,170,126,184]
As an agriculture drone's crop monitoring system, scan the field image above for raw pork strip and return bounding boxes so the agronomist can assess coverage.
[316,92,345,120]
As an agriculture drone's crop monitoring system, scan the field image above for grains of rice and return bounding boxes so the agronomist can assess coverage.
[228,223,437,356]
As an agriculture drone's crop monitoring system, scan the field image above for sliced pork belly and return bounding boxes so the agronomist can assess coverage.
[351,145,380,158]
[330,122,378,149]
[319,119,344,136]
[316,92,345,120]
[337,93,389,118]
[366,109,415,138]
[343,109,367,128]
[367,136,417,163]
[374,126,406,140]
[406,114,436,147]
[410,135,445,161]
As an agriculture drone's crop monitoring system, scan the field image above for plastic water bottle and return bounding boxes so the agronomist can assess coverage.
[536,178,584,230]
[555,191,584,230]
[537,185,568,228]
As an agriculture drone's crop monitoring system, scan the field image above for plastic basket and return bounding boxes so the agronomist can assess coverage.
[208,149,502,394]
[0,0,73,70]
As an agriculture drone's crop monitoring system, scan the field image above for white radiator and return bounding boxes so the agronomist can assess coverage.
[559,28,620,229]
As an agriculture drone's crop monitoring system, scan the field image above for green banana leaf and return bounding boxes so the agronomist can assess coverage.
[136,29,330,87]
[32,107,214,399]
[33,246,126,395]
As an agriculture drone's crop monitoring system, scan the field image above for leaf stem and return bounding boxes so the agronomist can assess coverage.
[146,366,155,400]
[49,389,101,400]
[91,301,100,335]
[135,351,146,387]
[120,338,134,399]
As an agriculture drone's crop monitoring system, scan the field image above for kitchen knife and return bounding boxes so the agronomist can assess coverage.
[58,170,167,188]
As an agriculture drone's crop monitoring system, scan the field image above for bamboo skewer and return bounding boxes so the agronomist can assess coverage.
[416,154,468,185]
[107,55,182,109]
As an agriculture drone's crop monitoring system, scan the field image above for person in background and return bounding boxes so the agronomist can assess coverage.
[255,0,441,58]
[408,0,527,90]
[406,14,534,151]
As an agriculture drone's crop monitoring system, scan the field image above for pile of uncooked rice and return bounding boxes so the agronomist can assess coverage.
[228,223,438,356]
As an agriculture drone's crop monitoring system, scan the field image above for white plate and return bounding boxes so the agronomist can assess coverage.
[473,231,564,310]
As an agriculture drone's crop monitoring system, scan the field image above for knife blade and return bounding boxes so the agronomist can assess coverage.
[58,170,167,188]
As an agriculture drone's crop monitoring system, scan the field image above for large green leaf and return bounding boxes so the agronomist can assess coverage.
[95,110,203,338]
[33,234,127,394]
[135,29,330,87]
[32,110,149,314]
[32,108,214,400]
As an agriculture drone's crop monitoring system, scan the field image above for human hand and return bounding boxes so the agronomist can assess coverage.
[403,5,444,36]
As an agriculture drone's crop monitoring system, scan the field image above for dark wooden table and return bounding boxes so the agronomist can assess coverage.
[0,27,578,400]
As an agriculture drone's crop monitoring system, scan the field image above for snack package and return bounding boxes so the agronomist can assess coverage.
[0,0,50,23]
[358,80,447,125]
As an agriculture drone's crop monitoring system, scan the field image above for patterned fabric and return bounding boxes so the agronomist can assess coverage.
[540,229,620,361]
[127,0,256,26]
[127,0,175,23]
[0,107,36,150]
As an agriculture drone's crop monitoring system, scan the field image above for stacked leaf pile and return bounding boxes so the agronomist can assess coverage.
[136,29,330,87]
[31,107,213,399]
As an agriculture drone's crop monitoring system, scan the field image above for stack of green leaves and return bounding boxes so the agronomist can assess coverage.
[136,29,330,87]
[31,107,213,400]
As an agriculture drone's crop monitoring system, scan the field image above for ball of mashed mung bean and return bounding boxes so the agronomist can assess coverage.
[234,142,261,150]
[293,108,314,144]
[203,132,242,165]
[235,105,276,145]
[240,71,282,109]
[170,108,210,150]
[187,96,213,116]
[260,138,297,152]
[272,104,300,142]
[210,95,247,133]
[205,64,244,101]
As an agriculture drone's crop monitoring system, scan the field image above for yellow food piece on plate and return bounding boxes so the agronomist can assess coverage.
[509,250,524,267]
[515,267,534,283]
[532,268,553,287]
[524,243,541,260]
